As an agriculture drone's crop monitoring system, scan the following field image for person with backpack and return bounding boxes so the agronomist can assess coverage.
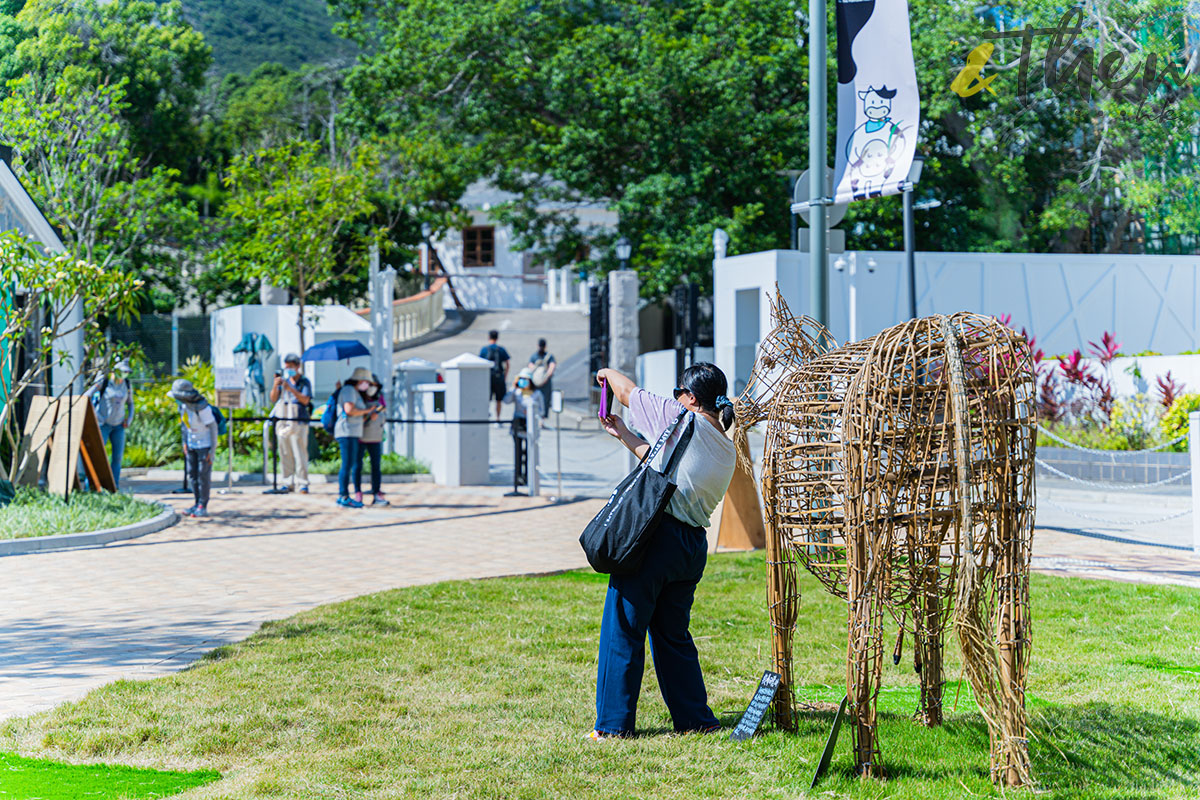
[90,359,134,489]
[169,379,219,518]
[334,367,378,508]
[479,329,510,423]
[527,338,556,419]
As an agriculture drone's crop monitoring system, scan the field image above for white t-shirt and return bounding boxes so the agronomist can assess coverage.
[627,388,736,528]
[182,404,216,449]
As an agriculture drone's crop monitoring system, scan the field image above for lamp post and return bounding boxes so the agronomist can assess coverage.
[808,0,828,327]
[615,236,632,271]
[420,222,433,291]
[903,156,925,320]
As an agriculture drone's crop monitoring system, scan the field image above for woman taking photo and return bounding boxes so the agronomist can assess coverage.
[353,373,389,506]
[590,362,738,740]
[334,367,377,509]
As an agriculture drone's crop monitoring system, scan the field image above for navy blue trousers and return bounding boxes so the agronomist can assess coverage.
[594,514,719,735]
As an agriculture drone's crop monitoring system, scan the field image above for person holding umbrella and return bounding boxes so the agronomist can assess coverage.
[334,367,378,508]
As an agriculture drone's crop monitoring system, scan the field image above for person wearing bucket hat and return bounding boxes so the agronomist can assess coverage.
[90,359,135,489]
[352,373,388,506]
[169,378,218,517]
[334,366,378,508]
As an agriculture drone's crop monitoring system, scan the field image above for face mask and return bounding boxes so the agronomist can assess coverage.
[357,381,370,391]
[284,368,298,378]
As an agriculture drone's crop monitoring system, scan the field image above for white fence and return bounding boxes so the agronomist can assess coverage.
[392,278,447,344]
[834,250,1200,356]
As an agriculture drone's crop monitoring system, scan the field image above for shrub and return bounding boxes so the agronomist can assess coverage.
[1160,393,1200,452]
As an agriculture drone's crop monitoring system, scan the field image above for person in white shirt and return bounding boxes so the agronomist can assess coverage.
[588,362,738,740]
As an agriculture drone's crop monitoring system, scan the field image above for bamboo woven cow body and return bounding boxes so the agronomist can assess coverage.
[738,296,1036,786]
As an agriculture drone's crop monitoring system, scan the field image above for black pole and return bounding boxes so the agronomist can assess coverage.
[271,418,278,490]
[904,187,917,320]
[65,382,73,502]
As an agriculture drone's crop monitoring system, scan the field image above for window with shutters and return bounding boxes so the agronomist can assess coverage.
[462,226,495,267]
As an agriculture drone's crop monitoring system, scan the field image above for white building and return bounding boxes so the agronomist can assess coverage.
[430,181,617,310]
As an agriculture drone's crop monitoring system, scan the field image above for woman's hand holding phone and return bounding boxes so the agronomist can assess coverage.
[600,412,626,440]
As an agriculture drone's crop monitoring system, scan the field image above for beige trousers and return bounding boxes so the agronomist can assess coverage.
[277,421,309,488]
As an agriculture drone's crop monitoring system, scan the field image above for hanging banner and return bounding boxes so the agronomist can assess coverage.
[831,0,921,205]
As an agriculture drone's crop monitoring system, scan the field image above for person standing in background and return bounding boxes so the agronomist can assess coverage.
[270,353,313,494]
[335,367,376,508]
[353,373,389,506]
[169,379,219,518]
[90,359,134,489]
[528,338,556,418]
[480,329,510,423]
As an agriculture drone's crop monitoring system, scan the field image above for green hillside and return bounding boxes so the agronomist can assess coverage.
[173,0,356,74]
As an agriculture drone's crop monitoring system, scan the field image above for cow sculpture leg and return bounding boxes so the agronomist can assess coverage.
[847,534,886,777]
[914,562,945,726]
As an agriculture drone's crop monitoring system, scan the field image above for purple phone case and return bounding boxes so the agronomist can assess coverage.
[598,379,612,419]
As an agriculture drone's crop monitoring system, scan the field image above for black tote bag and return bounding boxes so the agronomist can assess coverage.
[579,409,695,575]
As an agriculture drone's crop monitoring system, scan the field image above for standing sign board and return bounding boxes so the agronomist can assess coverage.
[214,367,242,391]
[215,367,243,410]
[831,0,921,204]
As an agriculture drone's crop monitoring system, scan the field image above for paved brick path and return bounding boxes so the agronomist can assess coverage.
[2,475,1199,723]
[0,480,603,721]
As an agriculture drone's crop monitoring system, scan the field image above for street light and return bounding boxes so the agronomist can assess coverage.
[615,236,632,271]
[903,156,927,320]
[419,221,433,291]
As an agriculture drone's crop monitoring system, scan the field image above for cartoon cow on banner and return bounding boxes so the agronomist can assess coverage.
[843,85,907,200]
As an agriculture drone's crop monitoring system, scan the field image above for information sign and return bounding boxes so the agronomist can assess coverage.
[214,367,242,391]
[729,671,782,742]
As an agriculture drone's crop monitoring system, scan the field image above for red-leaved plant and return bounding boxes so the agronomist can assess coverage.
[1157,371,1185,410]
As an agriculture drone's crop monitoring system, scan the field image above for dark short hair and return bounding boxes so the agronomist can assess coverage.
[678,362,734,431]
[488,330,499,341]
[538,338,547,348]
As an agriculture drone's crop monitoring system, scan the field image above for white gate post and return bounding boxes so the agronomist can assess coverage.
[1190,410,1200,553]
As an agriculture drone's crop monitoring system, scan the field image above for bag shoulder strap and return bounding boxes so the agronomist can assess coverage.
[637,408,689,470]
[662,414,696,478]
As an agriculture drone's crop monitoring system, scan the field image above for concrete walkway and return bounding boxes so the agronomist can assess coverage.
[0,480,603,721]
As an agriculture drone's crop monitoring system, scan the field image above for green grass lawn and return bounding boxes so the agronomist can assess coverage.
[3,553,1199,798]
[0,751,218,799]
[0,488,164,540]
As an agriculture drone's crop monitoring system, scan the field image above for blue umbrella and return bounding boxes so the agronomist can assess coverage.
[301,339,371,362]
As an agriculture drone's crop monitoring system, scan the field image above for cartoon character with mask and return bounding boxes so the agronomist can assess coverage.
[844,85,907,199]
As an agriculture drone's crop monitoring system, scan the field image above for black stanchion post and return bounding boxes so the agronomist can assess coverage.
[264,417,287,494]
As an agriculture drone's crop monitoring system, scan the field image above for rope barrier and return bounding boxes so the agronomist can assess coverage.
[1034,458,1192,490]
[1038,495,1192,526]
[1035,425,1186,454]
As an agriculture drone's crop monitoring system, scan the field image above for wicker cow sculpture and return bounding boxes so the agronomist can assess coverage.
[737,295,1036,786]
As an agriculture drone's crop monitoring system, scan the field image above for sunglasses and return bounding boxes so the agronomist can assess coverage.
[672,387,691,400]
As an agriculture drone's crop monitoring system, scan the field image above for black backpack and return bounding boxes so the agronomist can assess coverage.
[484,344,506,377]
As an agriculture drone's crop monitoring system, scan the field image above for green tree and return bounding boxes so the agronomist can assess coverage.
[0,75,196,301]
[0,231,142,483]
[4,0,211,171]
[335,0,807,297]
[221,141,380,352]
